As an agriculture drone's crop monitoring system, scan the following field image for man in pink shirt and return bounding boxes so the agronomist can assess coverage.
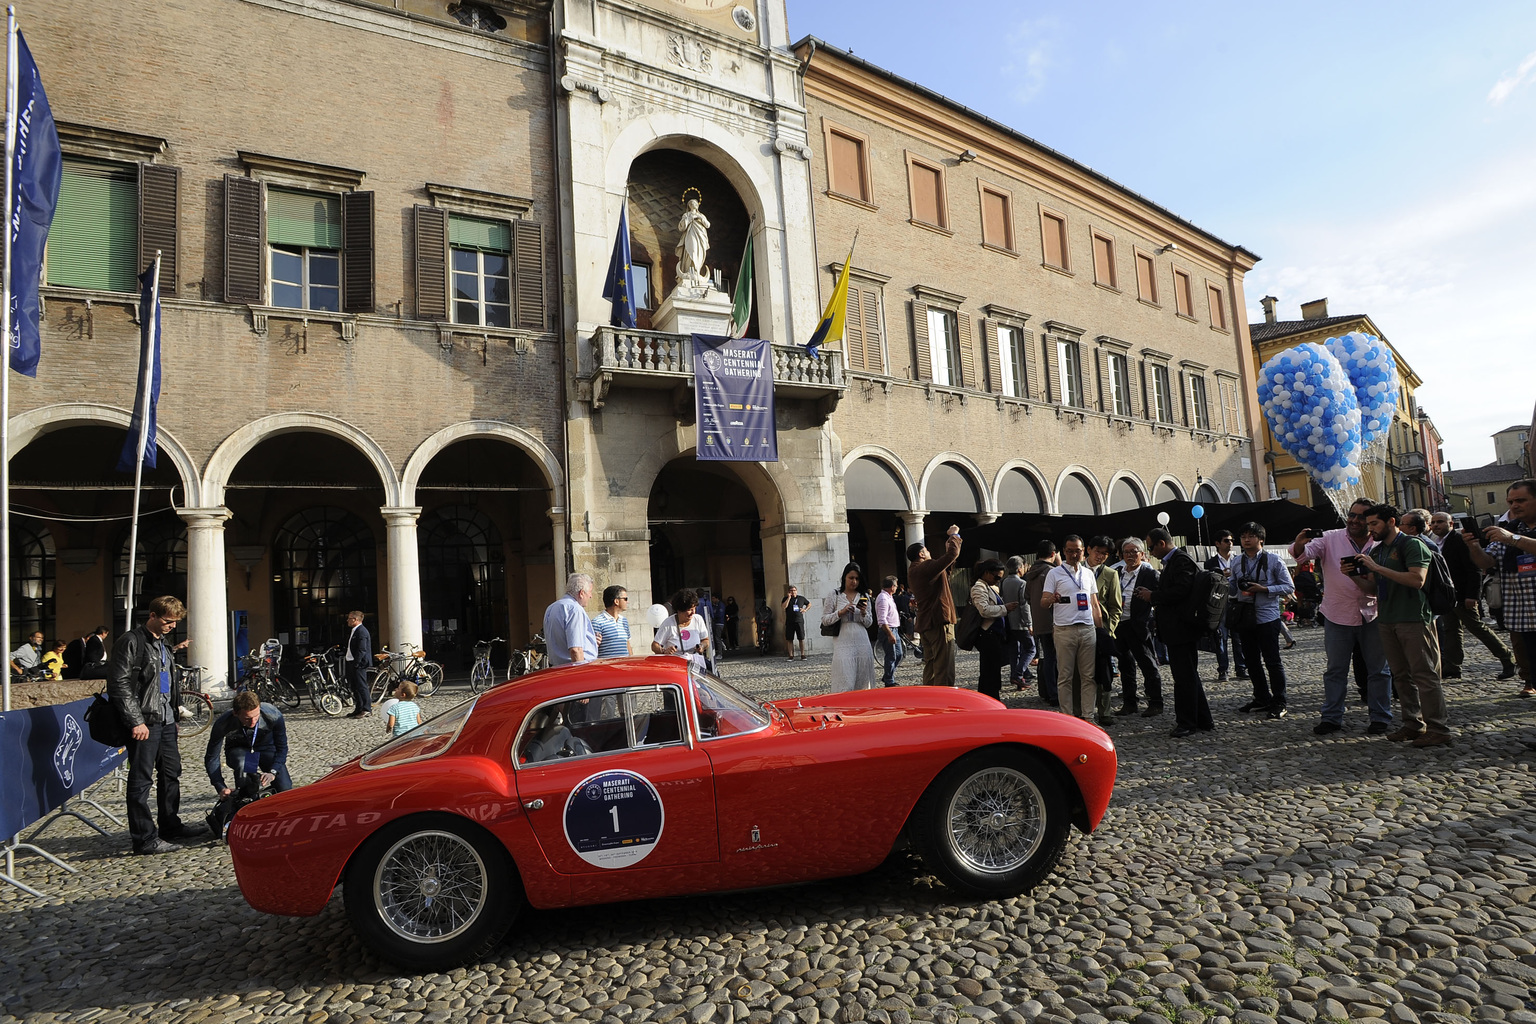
[1291,497,1393,735]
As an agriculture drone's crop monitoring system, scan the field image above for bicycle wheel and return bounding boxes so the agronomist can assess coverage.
[272,674,302,710]
[370,667,392,703]
[305,668,328,714]
[469,662,492,694]
[178,691,214,736]
[317,685,347,717]
[418,662,443,697]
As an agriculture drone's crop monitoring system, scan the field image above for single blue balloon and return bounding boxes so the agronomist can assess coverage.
[1192,504,1205,519]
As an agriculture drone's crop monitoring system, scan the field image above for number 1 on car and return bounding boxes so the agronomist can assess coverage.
[610,805,620,832]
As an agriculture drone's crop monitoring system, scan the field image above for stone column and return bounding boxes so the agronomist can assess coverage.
[548,506,568,591]
[179,507,233,696]
[380,507,423,653]
[899,510,928,551]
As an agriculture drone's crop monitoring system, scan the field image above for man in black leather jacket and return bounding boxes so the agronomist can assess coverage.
[108,595,205,854]
[1139,529,1214,738]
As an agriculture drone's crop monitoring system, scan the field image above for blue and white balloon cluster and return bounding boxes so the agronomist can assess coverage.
[1256,342,1363,491]
[1323,331,1398,447]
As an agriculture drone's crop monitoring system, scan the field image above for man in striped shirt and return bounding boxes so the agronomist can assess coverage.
[593,585,633,658]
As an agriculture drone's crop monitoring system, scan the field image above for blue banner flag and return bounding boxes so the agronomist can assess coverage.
[602,201,638,329]
[693,333,777,463]
[8,31,63,377]
[0,697,127,839]
[117,261,162,471]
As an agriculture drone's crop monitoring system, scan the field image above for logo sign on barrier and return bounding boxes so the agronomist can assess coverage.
[0,697,127,838]
[693,333,778,463]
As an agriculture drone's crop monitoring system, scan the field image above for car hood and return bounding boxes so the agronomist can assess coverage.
[773,685,1002,731]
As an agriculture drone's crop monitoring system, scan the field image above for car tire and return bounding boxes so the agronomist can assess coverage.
[344,813,522,970]
[912,747,1070,898]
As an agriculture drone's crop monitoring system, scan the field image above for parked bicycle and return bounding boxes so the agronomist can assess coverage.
[470,638,506,693]
[506,634,547,679]
[369,645,442,703]
[238,639,300,710]
[302,645,351,717]
[174,664,214,736]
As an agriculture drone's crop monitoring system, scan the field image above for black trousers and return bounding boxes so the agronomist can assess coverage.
[350,662,371,713]
[1167,641,1213,731]
[1114,619,1164,708]
[126,721,183,849]
[1238,618,1288,707]
[1093,626,1116,718]
[975,629,1005,700]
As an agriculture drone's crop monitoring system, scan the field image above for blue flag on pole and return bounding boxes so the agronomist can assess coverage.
[116,262,162,472]
[8,32,63,377]
[601,201,638,329]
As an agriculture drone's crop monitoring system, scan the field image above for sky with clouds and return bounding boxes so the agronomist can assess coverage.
[785,0,1536,473]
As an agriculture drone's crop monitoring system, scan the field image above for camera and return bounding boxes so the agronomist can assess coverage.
[1057,595,1073,604]
[1237,577,1259,592]
[1340,555,1367,577]
[1303,528,1322,539]
[1458,514,1495,545]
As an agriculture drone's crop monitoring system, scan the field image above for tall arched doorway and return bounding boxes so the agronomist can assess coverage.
[9,521,55,648]
[649,459,764,622]
[844,455,912,589]
[271,507,378,652]
[418,507,506,670]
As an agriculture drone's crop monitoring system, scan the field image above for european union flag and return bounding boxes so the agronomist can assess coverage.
[7,31,63,377]
[602,201,638,329]
[116,259,162,472]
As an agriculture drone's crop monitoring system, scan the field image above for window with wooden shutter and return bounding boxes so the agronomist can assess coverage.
[342,191,374,314]
[513,220,546,330]
[828,130,867,202]
[413,204,448,321]
[1041,210,1068,270]
[1041,335,1059,403]
[1057,339,1082,407]
[49,158,140,293]
[845,286,866,370]
[1207,284,1226,329]
[449,214,512,328]
[1220,379,1241,434]
[1094,347,1109,412]
[267,188,341,311]
[956,310,975,389]
[986,322,1005,394]
[1020,329,1036,400]
[1178,370,1190,425]
[1173,268,1193,316]
[980,187,1012,250]
[1109,353,1131,416]
[1191,374,1211,430]
[223,174,263,304]
[138,164,178,296]
[1138,359,1150,419]
[908,158,944,228]
[860,286,884,374]
[1092,233,1115,287]
[1135,251,1156,302]
[912,300,932,381]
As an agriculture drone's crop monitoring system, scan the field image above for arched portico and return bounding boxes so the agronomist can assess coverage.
[1152,475,1188,503]
[842,446,919,585]
[992,460,1051,515]
[9,402,201,506]
[1106,471,1148,512]
[203,412,400,507]
[1228,482,1256,503]
[918,452,994,518]
[1054,465,1105,516]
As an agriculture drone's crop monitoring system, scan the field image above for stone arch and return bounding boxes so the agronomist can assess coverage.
[918,452,993,515]
[991,459,1052,515]
[1152,474,1188,503]
[1106,471,1148,512]
[607,120,775,230]
[624,426,793,532]
[402,421,564,510]
[842,445,917,511]
[1194,482,1222,505]
[1053,465,1105,516]
[203,412,401,507]
[8,402,202,507]
[1228,482,1256,503]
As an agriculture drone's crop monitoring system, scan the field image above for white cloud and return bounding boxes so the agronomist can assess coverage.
[1002,18,1059,105]
[1488,48,1536,104]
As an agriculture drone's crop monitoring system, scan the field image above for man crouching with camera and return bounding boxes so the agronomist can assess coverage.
[204,691,291,838]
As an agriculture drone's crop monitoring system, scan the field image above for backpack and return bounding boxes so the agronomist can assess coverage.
[1187,562,1231,635]
[1396,535,1457,617]
[1295,569,1322,601]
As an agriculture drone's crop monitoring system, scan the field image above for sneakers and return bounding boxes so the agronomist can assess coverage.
[1385,726,1424,742]
[1313,721,1342,735]
[133,838,181,856]
[1238,700,1270,713]
[1410,732,1452,748]
[1267,706,1288,719]
[1366,721,1390,735]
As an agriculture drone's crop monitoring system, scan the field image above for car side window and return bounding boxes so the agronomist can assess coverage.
[628,688,683,747]
[517,686,686,766]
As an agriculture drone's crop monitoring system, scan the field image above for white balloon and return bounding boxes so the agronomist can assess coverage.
[1157,511,1171,526]
[646,603,670,629]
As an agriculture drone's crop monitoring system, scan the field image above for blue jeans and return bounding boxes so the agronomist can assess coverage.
[1036,632,1058,703]
[1007,629,1036,684]
[1321,618,1391,725]
[1216,619,1247,677]
[879,633,903,686]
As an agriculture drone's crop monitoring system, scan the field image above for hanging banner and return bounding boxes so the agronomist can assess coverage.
[693,333,777,463]
[0,697,127,838]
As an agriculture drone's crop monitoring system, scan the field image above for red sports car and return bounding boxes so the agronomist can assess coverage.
[228,657,1116,968]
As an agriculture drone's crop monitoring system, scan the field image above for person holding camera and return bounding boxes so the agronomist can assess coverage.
[909,525,963,687]
[1353,503,1450,747]
[1229,523,1295,719]
[822,562,876,690]
[205,689,292,797]
[1041,536,1102,721]
[1430,511,1516,682]
[1463,480,1536,699]
[1292,497,1393,736]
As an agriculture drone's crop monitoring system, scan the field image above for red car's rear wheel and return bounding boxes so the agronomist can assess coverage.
[913,748,1070,897]
[344,813,521,969]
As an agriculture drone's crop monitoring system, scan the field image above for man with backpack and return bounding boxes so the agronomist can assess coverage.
[1229,522,1295,719]
[1355,503,1451,748]
[1137,528,1213,738]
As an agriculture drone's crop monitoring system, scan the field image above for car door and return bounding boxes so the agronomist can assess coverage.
[512,684,720,902]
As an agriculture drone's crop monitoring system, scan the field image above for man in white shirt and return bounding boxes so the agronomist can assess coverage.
[1039,535,1102,721]
[544,573,598,666]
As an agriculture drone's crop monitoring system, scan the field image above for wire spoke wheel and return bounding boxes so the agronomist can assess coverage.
[318,691,346,716]
[944,766,1046,875]
[178,693,213,736]
[373,830,489,943]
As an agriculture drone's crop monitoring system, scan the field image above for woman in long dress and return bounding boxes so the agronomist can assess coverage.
[822,562,876,691]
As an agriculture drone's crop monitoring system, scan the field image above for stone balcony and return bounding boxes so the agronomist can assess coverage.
[1398,450,1428,480]
[586,326,846,419]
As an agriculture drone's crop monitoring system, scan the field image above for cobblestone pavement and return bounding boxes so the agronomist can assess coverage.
[4,627,1536,1024]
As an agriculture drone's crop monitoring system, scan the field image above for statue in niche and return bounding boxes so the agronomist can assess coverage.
[675,189,711,292]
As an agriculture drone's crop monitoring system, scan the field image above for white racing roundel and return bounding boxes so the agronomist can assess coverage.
[563,769,665,868]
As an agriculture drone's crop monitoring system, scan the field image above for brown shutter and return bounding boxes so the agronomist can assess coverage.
[981,190,1008,248]
[223,174,263,304]
[1178,370,1190,426]
[1092,235,1112,286]
[912,301,932,381]
[845,286,865,370]
[1042,214,1063,267]
[985,321,1004,394]
[1020,328,1036,399]
[862,287,883,373]
[413,204,448,321]
[138,164,178,297]
[1042,336,1059,403]
[513,220,546,330]
[956,310,975,389]
[829,132,864,200]
[341,190,375,314]
[1138,359,1150,419]
[1136,253,1155,301]
[911,163,941,225]
[1094,346,1107,411]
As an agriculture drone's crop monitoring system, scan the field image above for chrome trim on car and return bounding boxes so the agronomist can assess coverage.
[358,694,480,771]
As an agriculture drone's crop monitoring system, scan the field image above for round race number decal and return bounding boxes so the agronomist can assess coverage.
[563,769,665,868]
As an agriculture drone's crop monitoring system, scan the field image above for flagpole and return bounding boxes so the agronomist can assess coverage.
[123,251,161,637]
[2,6,19,718]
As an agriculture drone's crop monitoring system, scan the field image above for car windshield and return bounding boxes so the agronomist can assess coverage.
[690,669,771,738]
[360,695,477,769]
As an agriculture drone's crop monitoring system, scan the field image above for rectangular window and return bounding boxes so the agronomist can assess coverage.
[908,157,946,228]
[1153,364,1174,423]
[1207,284,1226,329]
[1092,233,1116,287]
[449,214,512,327]
[47,158,139,292]
[268,187,341,311]
[828,128,869,203]
[1220,379,1240,433]
[1173,268,1193,316]
[1109,353,1130,416]
[1057,339,1081,407]
[1190,374,1211,430]
[980,186,1013,250]
[632,262,652,310]
[998,323,1026,398]
[1041,210,1068,269]
[928,307,960,386]
[1135,252,1156,302]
